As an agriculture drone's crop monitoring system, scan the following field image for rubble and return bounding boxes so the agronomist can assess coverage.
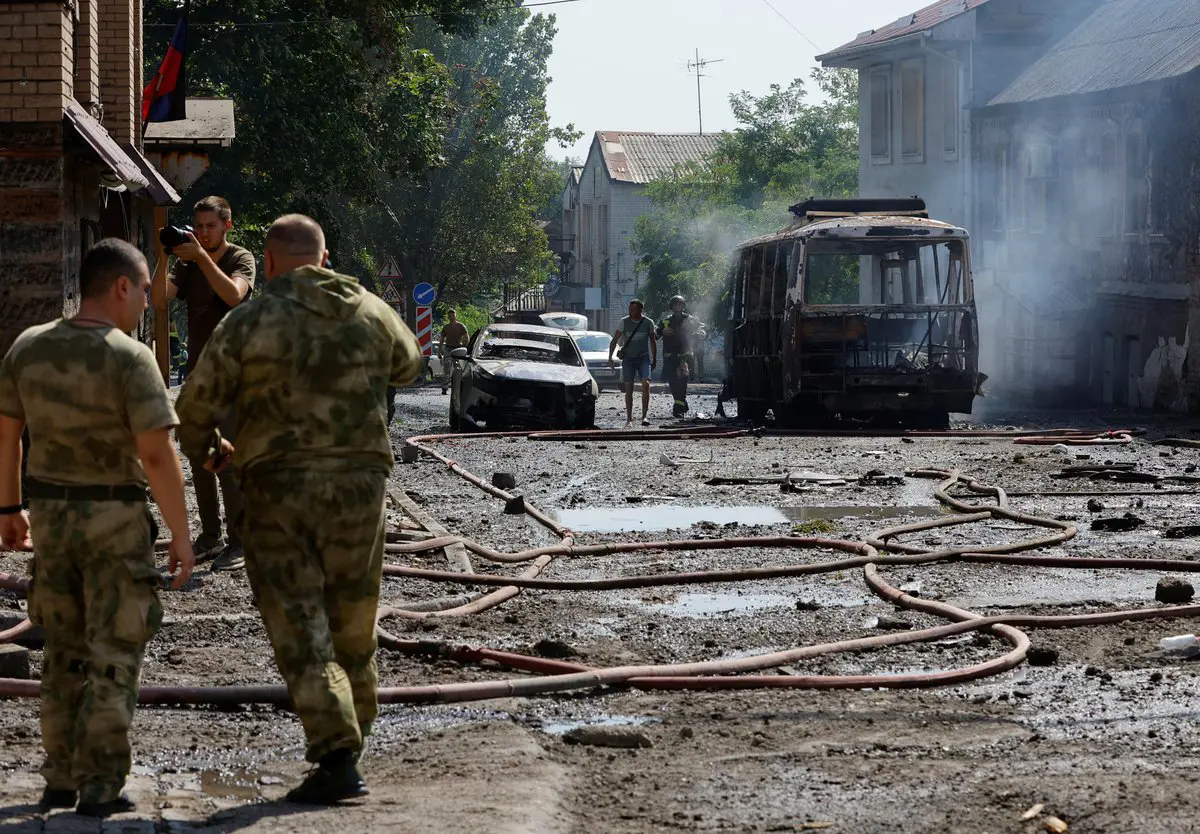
[1090,514,1145,532]
[1156,577,1195,605]
[563,726,653,749]
[492,472,519,490]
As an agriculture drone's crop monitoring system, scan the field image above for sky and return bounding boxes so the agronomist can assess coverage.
[540,0,918,161]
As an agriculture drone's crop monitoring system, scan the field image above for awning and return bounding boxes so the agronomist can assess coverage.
[119,142,181,206]
[63,100,148,190]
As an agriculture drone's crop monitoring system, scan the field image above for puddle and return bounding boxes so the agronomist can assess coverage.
[200,768,269,800]
[540,715,655,735]
[557,504,940,533]
[645,591,797,617]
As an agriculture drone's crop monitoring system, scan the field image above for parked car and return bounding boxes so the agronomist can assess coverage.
[448,323,598,430]
[539,312,588,332]
[571,330,620,390]
[423,345,443,381]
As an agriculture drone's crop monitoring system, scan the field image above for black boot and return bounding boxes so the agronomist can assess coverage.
[76,794,135,817]
[286,750,368,805]
[38,788,77,810]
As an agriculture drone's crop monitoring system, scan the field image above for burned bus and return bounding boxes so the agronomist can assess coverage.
[724,198,984,428]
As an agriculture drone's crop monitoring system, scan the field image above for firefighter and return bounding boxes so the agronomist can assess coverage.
[656,295,701,419]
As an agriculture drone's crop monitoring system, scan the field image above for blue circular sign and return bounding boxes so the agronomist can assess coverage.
[413,282,436,306]
[543,276,561,298]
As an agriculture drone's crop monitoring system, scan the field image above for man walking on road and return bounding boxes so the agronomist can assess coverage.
[176,214,423,804]
[0,239,194,818]
[439,309,469,394]
[153,196,255,572]
[656,295,702,419]
[608,299,657,428]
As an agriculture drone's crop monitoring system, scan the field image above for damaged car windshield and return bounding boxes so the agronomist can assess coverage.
[804,239,966,306]
[477,333,583,367]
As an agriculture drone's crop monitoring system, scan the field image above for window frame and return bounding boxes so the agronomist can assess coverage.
[869,64,893,164]
[900,57,925,162]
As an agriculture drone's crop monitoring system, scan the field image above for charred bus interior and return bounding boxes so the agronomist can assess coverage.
[726,199,984,428]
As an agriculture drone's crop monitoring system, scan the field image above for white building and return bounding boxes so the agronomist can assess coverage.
[561,131,722,331]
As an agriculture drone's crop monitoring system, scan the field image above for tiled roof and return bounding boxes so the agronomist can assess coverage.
[594,131,723,184]
[818,0,990,63]
[989,0,1200,105]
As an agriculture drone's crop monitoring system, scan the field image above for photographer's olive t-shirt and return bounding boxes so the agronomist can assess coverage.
[169,244,256,372]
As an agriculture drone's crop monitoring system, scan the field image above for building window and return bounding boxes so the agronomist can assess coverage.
[1025,141,1059,234]
[1125,123,1148,234]
[900,58,924,160]
[991,146,1009,232]
[942,61,959,158]
[869,66,892,162]
[1100,124,1120,237]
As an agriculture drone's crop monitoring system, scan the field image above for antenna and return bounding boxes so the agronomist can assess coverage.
[686,48,724,135]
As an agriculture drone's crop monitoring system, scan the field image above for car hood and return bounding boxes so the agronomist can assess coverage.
[474,360,591,385]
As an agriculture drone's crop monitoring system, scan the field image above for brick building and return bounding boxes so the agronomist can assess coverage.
[0,0,181,358]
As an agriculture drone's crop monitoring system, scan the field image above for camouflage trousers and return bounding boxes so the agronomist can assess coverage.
[27,499,161,804]
[240,468,387,763]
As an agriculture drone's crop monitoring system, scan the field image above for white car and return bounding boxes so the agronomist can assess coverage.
[572,330,620,390]
[423,346,443,381]
[540,312,588,332]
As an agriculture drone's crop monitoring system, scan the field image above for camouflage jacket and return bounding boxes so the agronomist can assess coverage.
[175,265,423,476]
[0,321,177,486]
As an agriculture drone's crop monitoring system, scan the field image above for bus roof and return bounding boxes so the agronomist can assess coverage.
[737,214,969,250]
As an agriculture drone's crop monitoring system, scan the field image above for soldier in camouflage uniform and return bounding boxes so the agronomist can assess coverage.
[0,239,195,818]
[176,214,423,804]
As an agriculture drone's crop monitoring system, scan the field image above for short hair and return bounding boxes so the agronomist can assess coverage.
[266,214,326,257]
[447,308,457,316]
[79,238,147,299]
[630,298,644,309]
[193,196,232,223]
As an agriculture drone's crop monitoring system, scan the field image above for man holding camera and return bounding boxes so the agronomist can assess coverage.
[153,196,255,572]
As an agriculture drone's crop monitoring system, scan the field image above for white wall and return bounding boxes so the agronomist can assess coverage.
[857,46,972,231]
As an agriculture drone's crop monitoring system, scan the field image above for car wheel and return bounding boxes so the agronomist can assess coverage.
[574,402,596,429]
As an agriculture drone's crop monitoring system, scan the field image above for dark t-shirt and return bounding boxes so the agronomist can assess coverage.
[170,244,256,371]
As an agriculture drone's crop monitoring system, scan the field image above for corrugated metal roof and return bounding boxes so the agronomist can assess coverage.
[63,101,149,190]
[989,0,1200,105]
[143,98,236,147]
[120,142,181,207]
[818,0,990,62]
[595,131,722,184]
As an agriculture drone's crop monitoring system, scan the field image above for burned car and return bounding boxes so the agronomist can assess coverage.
[448,323,598,431]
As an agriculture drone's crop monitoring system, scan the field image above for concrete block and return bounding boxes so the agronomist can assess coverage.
[0,644,31,679]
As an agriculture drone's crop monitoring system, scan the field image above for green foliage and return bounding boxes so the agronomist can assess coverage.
[631,69,859,324]
[440,302,489,337]
[143,0,577,312]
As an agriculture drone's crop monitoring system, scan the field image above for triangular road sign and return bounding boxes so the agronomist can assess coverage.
[378,257,402,280]
[378,281,402,304]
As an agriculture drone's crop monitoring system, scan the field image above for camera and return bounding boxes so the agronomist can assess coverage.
[159,225,194,253]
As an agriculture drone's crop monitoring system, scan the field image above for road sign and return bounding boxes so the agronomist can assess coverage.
[377,257,403,311]
[413,282,436,306]
[378,257,402,280]
[543,276,561,298]
[378,281,402,306]
[415,305,433,357]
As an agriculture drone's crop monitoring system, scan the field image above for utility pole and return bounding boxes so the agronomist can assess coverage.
[687,48,724,135]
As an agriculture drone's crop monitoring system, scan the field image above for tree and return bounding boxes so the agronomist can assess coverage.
[143,0,576,312]
[631,68,859,324]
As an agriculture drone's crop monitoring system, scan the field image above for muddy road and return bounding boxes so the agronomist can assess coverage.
[4,383,1200,832]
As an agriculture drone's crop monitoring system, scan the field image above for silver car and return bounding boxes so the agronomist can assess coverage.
[571,330,620,391]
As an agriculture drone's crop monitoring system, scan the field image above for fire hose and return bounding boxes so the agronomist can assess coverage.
[0,426,1196,705]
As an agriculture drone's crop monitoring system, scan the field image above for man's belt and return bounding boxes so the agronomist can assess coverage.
[25,477,148,503]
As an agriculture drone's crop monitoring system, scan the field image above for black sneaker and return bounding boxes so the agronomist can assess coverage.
[76,794,135,818]
[38,788,76,810]
[286,759,368,805]
[211,543,245,572]
[192,533,224,563]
